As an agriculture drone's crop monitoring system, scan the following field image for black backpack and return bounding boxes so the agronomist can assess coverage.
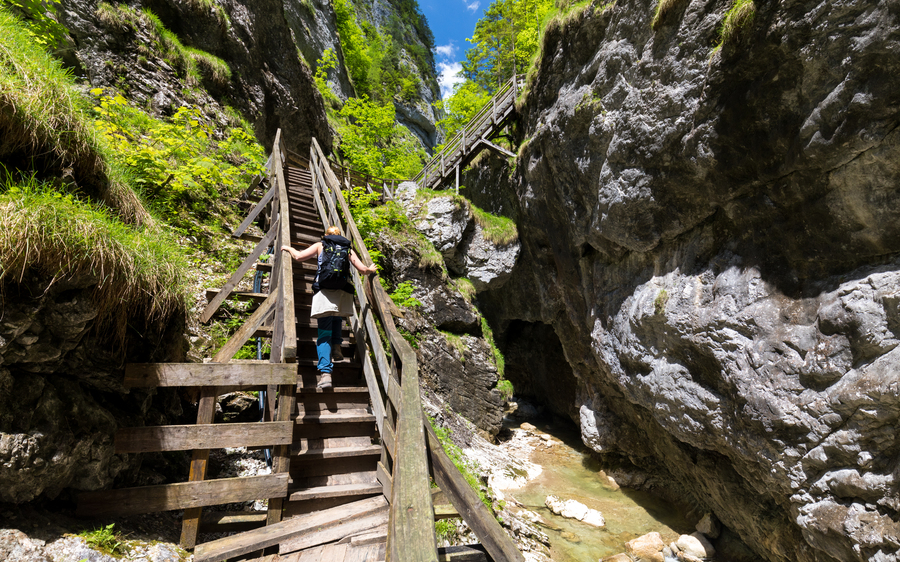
[317,234,352,290]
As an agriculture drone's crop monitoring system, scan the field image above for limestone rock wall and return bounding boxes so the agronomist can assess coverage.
[56,0,332,152]
[0,275,186,503]
[471,1,900,561]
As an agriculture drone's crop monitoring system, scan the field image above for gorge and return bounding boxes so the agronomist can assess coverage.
[1,0,899,561]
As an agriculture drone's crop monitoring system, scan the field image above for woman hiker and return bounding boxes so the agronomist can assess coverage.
[282,226,377,389]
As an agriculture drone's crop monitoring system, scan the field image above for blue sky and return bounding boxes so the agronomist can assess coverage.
[418,0,489,98]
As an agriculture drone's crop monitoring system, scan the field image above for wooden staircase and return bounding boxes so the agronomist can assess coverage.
[77,132,525,562]
[413,74,521,191]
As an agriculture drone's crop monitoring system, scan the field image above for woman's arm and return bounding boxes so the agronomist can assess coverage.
[282,242,321,262]
[350,250,377,275]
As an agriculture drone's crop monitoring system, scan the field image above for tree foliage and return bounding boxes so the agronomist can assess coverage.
[338,96,425,179]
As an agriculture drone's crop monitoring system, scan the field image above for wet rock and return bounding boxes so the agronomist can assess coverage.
[544,495,605,528]
[601,554,633,562]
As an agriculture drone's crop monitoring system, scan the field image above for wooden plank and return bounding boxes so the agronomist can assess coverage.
[233,183,276,238]
[268,383,296,525]
[201,222,278,323]
[213,291,278,363]
[193,496,388,562]
[425,421,524,562]
[199,511,268,533]
[124,363,296,388]
[279,509,389,554]
[376,460,392,500]
[434,504,461,521]
[274,131,297,362]
[77,473,289,518]
[115,422,293,453]
[288,482,382,502]
[438,545,490,562]
[180,386,217,549]
[349,304,385,436]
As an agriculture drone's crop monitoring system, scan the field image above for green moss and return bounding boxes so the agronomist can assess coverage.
[429,419,491,510]
[480,316,505,378]
[495,379,513,401]
[440,330,467,362]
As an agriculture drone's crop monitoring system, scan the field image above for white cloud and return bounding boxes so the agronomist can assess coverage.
[438,61,465,100]
[435,43,457,59]
[465,1,480,12]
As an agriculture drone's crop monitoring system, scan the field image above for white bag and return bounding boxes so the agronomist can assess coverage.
[311,289,354,318]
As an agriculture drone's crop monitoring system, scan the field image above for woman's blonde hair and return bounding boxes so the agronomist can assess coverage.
[325,225,342,236]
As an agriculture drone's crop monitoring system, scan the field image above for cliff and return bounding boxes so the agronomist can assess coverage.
[464,1,900,561]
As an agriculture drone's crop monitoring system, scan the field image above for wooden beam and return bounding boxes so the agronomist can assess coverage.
[124,363,295,388]
[77,474,289,518]
[273,130,297,362]
[279,509,389,554]
[474,138,515,159]
[181,386,217,549]
[114,422,293,453]
[425,421,524,562]
[201,222,278,323]
[193,496,388,562]
[213,291,278,363]
[233,183,276,238]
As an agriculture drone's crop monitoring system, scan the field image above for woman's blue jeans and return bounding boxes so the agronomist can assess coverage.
[316,315,342,373]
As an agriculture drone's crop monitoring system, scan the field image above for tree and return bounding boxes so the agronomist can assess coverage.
[338,96,425,179]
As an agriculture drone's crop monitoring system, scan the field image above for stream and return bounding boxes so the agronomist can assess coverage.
[502,417,694,561]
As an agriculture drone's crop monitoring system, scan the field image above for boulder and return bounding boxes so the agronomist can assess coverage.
[625,532,665,562]
[675,533,715,560]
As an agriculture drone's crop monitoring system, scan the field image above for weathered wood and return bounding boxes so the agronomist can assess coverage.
[346,527,388,547]
[201,222,278,323]
[212,291,278,363]
[376,460,392,500]
[180,386,217,549]
[274,131,298,362]
[268,382,296,525]
[193,496,388,562]
[438,545,490,562]
[349,304,385,435]
[124,363,295,388]
[199,511,268,533]
[77,473,289,518]
[425,422,524,562]
[114,422,293,453]
[234,183,276,237]
[279,509,389,554]
[288,482,382,502]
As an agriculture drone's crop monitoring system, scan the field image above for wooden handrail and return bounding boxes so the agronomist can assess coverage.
[306,137,524,562]
[414,74,520,189]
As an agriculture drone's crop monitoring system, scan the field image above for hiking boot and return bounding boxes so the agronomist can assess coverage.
[331,344,344,362]
[317,372,332,389]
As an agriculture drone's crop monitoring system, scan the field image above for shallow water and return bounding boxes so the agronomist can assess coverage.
[505,418,693,561]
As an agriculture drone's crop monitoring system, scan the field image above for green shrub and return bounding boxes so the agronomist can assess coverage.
[430,420,491,510]
[91,88,265,229]
[654,289,669,315]
[76,524,127,557]
[314,48,342,109]
[1,0,67,51]
[390,281,422,308]
[480,316,505,378]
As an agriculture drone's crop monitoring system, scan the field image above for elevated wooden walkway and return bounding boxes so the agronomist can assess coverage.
[78,132,524,562]
[413,75,521,191]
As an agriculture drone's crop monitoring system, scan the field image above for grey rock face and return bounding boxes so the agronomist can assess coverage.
[400,188,521,292]
[471,1,900,561]
[0,278,185,503]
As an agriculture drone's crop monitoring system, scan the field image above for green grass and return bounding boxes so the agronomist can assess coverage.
[471,204,518,245]
[95,3,231,89]
[715,0,756,48]
[495,379,514,401]
[440,330,468,362]
[480,316,505,378]
[650,0,685,30]
[0,6,149,225]
[76,524,127,557]
[0,179,188,344]
[453,277,476,302]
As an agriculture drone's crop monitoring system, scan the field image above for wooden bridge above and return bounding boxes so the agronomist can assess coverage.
[78,131,525,562]
[413,75,521,192]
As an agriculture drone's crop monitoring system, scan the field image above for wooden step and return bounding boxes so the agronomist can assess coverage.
[293,420,378,440]
[292,444,381,460]
[294,412,375,424]
[288,482,382,502]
